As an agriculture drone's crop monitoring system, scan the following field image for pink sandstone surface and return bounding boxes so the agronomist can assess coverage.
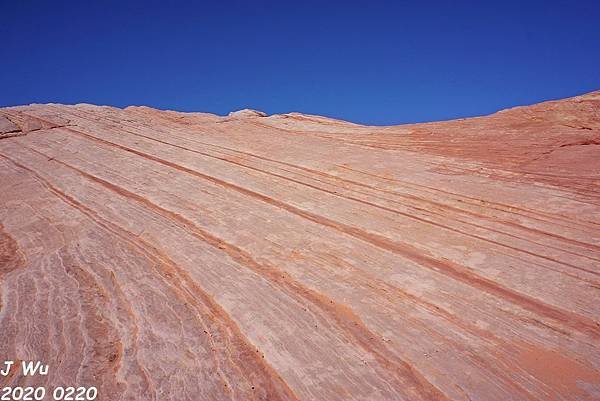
[0,91,599,400]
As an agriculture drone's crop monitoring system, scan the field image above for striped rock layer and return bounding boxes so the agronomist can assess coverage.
[1,91,599,400]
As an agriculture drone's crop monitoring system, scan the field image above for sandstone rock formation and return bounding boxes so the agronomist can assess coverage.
[227,108,268,118]
[0,92,599,400]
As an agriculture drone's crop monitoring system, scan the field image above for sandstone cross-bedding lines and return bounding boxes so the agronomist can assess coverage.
[0,91,599,400]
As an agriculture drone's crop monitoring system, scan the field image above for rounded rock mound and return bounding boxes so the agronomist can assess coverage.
[227,109,267,118]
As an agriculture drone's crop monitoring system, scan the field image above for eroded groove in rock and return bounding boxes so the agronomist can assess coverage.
[1,92,599,401]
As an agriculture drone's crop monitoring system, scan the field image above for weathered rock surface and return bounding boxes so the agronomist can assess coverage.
[0,115,20,137]
[0,92,599,400]
[227,108,268,118]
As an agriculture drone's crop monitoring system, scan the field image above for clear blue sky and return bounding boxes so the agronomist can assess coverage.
[2,1,599,125]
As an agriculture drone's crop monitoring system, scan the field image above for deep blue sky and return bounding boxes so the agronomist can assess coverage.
[2,1,599,125]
